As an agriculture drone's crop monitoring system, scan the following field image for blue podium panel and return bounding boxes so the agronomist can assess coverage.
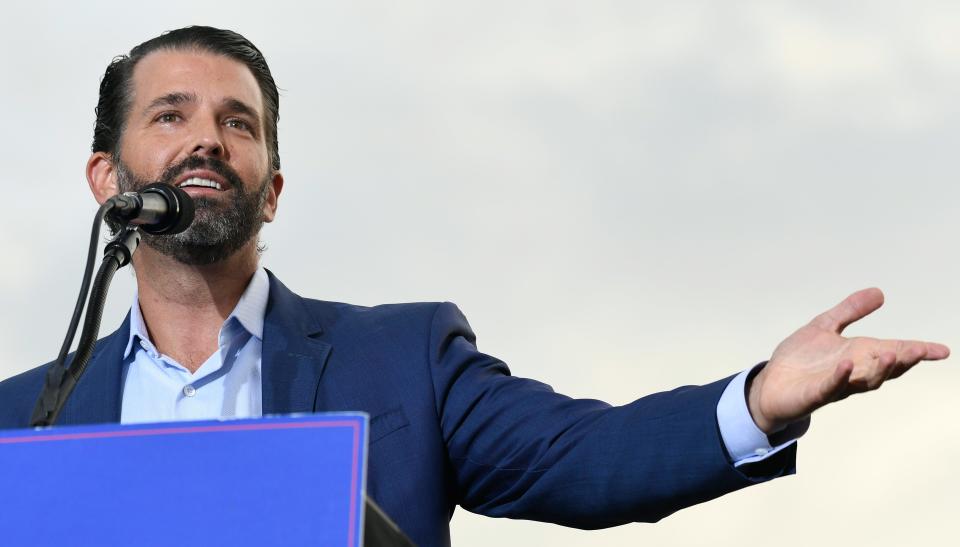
[0,414,368,547]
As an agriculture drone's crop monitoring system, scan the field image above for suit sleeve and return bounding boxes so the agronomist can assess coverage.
[427,302,795,528]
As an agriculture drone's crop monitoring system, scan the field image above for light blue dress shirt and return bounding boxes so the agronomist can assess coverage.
[119,267,268,424]
[119,267,799,464]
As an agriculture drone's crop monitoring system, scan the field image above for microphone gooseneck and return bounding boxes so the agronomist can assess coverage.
[30,187,194,427]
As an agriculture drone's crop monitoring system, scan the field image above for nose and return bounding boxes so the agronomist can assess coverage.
[190,119,228,160]
[193,138,223,157]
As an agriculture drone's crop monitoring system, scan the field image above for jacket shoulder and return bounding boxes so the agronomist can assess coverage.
[0,360,52,429]
[300,297,458,334]
[302,297,444,317]
[0,317,129,430]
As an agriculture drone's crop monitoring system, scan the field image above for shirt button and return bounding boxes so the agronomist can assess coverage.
[182,385,197,397]
[754,448,769,456]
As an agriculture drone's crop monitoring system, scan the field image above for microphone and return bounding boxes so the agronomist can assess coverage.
[106,183,195,235]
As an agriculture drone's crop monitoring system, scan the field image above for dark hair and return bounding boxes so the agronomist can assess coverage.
[92,26,281,170]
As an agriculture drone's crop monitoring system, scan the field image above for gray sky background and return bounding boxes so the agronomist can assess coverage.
[1,1,958,545]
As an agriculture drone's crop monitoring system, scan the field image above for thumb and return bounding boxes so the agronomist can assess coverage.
[810,288,884,334]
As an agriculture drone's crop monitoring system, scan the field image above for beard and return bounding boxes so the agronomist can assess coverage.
[114,155,271,266]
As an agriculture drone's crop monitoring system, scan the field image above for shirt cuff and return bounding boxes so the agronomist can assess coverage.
[716,364,809,467]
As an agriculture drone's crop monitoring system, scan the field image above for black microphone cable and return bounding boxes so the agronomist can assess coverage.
[53,200,113,373]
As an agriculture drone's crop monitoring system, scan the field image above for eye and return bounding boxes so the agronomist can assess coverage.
[154,112,181,124]
[225,118,252,132]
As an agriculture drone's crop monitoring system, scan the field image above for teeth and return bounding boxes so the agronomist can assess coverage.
[177,177,222,190]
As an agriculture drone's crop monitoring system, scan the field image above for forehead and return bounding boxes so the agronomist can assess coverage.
[129,49,263,114]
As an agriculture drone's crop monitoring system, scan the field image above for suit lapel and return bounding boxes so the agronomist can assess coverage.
[57,316,128,426]
[261,271,332,415]
[52,273,332,423]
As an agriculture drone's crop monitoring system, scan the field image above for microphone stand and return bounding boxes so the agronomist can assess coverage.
[30,225,141,427]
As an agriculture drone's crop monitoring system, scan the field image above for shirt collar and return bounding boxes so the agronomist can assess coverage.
[122,266,270,359]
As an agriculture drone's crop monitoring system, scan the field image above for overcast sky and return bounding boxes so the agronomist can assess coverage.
[1,2,958,545]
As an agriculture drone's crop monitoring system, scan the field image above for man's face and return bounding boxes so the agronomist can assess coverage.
[101,49,281,265]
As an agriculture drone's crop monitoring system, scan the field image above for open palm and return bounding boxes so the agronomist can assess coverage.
[748,288,950,434]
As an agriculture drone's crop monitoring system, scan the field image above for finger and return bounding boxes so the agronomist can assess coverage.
[810,288,884,334]
[883,339,949,365]
[820,359,855,403]
[879,351,898,384]
[864,340,949,382]
[894,340,926,367]
[888,360,913,380]
[862,350,897,390]
[923,342,950,360]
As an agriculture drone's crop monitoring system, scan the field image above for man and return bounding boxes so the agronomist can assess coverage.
[0,26,949,546]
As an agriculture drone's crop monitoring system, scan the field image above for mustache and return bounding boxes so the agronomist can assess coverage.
[155,156,245,192]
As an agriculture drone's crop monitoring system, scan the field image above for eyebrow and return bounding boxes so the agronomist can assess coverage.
[222,97,260,122]
[144,91,197,113]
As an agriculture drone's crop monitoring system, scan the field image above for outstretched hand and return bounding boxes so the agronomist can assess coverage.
[747,288,950,435]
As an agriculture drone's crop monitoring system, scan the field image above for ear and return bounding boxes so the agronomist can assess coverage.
[87,152,118,205]
[262,171,284,223]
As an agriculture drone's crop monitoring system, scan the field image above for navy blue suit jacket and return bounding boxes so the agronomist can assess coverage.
[0,272,793,546]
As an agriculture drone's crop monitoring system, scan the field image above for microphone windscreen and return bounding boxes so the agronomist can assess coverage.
[140,183,195,235]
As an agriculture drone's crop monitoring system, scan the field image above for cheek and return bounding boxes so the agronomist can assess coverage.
[121,134,182,180]
[244,145,271,175]
[147,143,184,177]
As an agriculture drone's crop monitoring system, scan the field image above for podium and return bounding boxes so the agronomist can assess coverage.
[0,414,414,546]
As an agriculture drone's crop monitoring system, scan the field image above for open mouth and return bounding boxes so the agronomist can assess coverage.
[177,177,224,191]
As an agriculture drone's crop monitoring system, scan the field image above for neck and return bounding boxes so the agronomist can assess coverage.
[131,239,260,372]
